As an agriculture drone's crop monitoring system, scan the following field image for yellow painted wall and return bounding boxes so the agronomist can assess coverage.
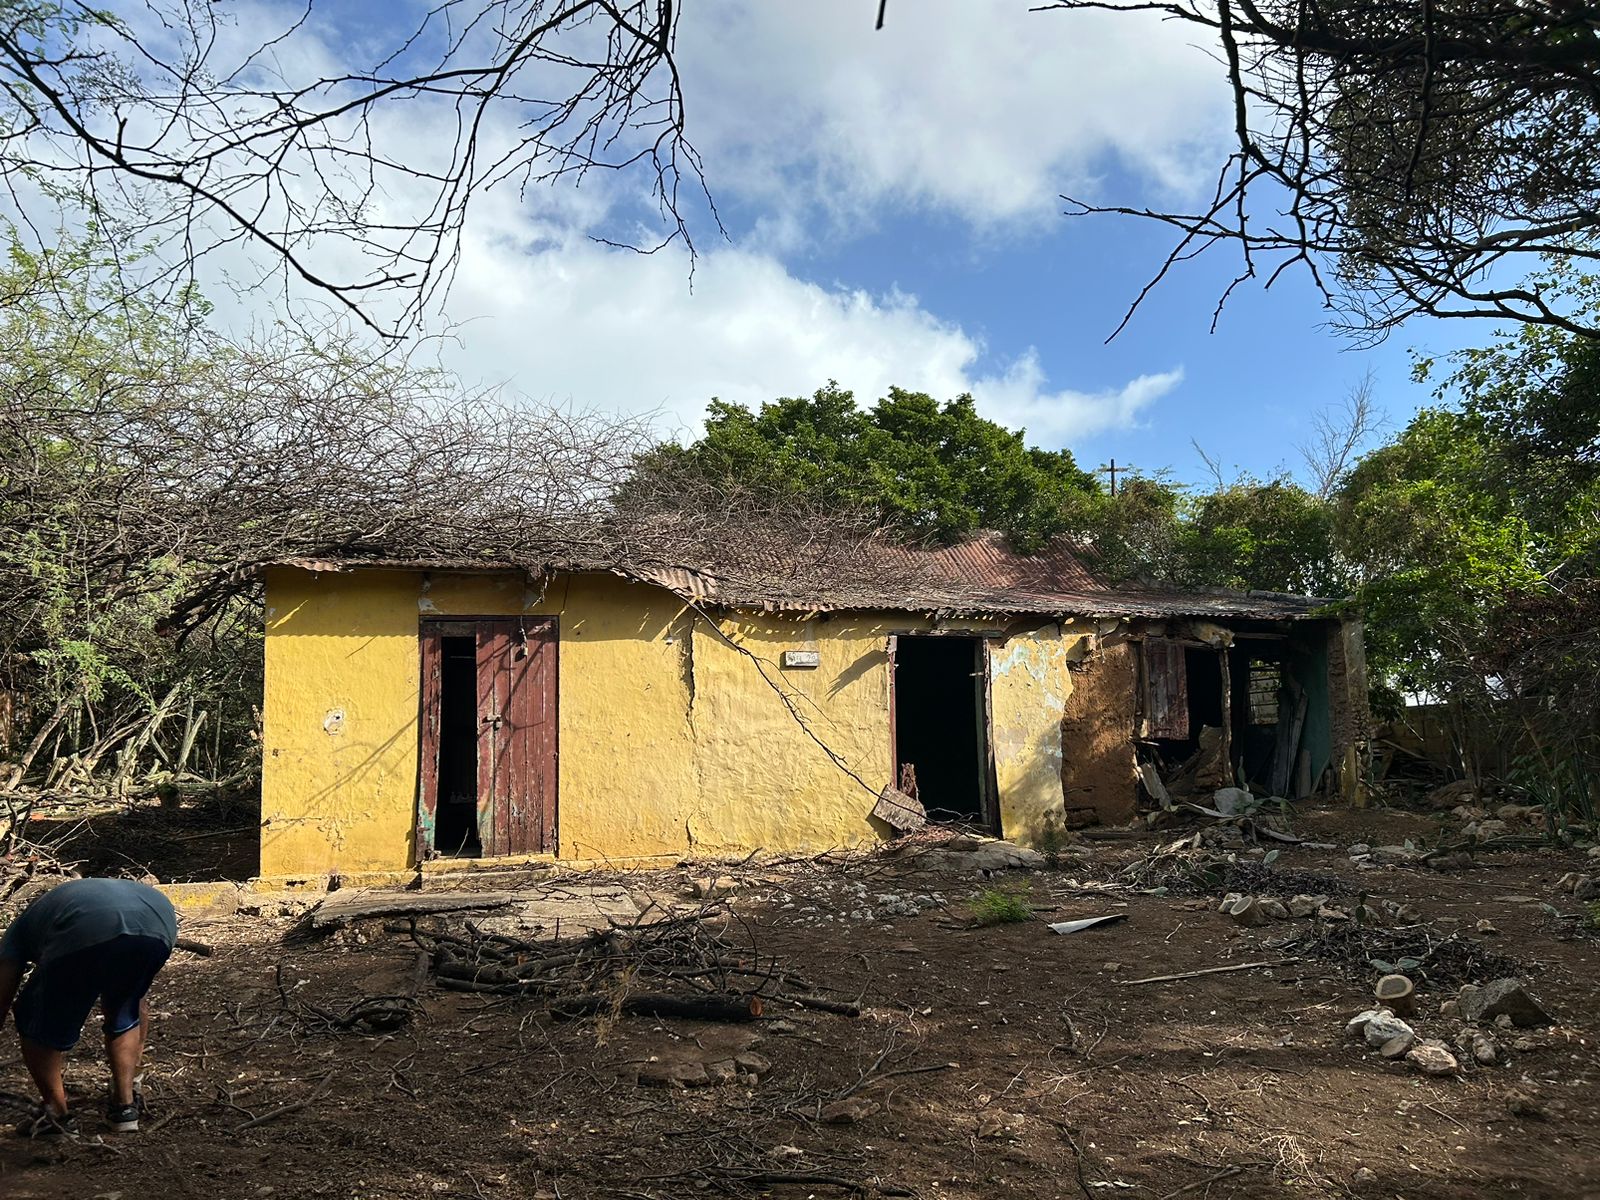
[259,567,1099,879]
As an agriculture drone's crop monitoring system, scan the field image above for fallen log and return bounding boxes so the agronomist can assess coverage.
[780,993,861,1017]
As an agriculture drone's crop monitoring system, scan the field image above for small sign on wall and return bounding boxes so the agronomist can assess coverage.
[780,649,821,669]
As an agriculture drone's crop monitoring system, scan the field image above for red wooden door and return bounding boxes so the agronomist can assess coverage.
[475,618,557,856]
[418,617,557,860]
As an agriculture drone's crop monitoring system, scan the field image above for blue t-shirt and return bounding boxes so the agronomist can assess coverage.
[0,878,178,965]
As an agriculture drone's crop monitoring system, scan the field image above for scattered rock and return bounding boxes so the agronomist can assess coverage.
[1428,851,1474,872]
[1363,1010,1416,1050]
[1218,891,1244,914]
[975,1111,1026,1140]
[1475,918,1499,935]
[1346,1007,1388,1040]
[1474,819,1509,839]
[1102,962,1122,973]
[1496,804,1540,823]
[1512,1036,1541,1053]
[1506,1090,1548,1121]
[768,1145,805,1160]
[1457,979,1553,1028]
[1372,844,1419,864]
[735,1051,772,1078]
[1588,845,1600,860]
[1347,843,1372,855]
[933,841,1044,873]
[704,1058,740,1085]
[689,875,739,900]
[1213,787,1253,815]
[1451,804,1485,821]
[637,1061,711,1088]
[1576,876,1600,903]
[1257,898,1290,921]
[1350,1166,1380,1194]
[1379,1035,1414,1059]
[1288,894,1326,918]
[1439,1000,1459,1018]
[1405,1040,1459,1076]
[820,1097,880,1125]
[1495,1013,1515,1030]
[1455,1027,1498,1066]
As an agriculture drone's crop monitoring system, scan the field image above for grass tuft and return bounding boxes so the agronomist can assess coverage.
[972,887,1033,925]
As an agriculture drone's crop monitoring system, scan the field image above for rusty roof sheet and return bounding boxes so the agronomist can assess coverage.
[265,531,1334,623]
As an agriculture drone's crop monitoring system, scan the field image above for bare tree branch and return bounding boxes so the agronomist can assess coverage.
[1039,0,1600,340]
[0,1,711,334]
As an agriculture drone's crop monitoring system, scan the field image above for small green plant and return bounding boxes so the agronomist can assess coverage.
[972,887,1033,925]
[1586,902,1600,932]
[1037,815,1065,870]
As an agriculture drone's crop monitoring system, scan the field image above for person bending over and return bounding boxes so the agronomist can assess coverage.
[0,877,177,1135]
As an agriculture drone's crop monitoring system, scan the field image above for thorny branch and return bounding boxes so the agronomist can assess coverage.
[0,1,712,334]
[1037,0,1600,341]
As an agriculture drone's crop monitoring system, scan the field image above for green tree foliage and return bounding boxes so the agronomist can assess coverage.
[1177,481,1341,596]
[0,231,257,789]
[1336,305,1599,820]
[1335,409,1550,704]
[633,383,1098,551]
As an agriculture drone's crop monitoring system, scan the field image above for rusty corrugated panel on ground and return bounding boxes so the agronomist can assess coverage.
[1142,639,1190,740]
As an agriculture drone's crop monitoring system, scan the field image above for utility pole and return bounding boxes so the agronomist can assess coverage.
[1097,458,1136,496]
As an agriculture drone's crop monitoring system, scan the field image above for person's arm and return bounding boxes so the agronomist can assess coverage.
[0,955,22,1030]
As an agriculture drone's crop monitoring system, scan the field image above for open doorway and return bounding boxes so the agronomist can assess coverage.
[891,635,995,829]
[433,635,481,856]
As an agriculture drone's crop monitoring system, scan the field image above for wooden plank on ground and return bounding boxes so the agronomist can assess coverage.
[307,890,516,930]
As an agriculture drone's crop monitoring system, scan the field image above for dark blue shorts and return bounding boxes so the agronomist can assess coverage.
[14,935,172,1051]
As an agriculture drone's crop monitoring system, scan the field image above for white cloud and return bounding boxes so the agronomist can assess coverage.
[435,234,1181,447]
[7,1,1197,452]
[678,1,1230,231]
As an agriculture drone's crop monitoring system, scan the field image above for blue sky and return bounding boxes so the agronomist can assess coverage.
[195,1,1500,490]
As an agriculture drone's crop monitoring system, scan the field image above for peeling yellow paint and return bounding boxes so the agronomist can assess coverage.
[258,568,1095,879]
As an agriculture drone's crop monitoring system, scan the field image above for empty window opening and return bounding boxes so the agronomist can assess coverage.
[434,635,482,856]
[893,636,992,827]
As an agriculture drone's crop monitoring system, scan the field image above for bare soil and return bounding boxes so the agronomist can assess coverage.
[3,802,1599,1200]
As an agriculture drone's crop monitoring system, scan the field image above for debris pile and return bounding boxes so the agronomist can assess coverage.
[1279,922,1522,987]
[399,904,858,1021]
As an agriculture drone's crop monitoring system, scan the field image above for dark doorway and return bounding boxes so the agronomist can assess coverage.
[433,635,481,856]
[419,617,559,861]
[892,635,992,827]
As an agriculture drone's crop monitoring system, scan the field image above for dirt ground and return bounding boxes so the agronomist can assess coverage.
[2,802,1599,1200]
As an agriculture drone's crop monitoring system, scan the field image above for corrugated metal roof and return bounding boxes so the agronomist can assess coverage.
[265,532,1334,623]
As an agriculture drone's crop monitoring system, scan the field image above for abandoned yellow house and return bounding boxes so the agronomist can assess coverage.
[256,535,1367,884]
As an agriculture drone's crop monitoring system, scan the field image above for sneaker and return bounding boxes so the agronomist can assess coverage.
[16,1108,79,1138]
[105,1102,140,1133]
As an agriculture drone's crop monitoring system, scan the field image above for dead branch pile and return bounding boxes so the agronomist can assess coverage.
[398,905,858,1023]
[0,849,77,924]
[1116,846,1354,900]
[272,955,431,1036]
[1275,924,1522,987]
